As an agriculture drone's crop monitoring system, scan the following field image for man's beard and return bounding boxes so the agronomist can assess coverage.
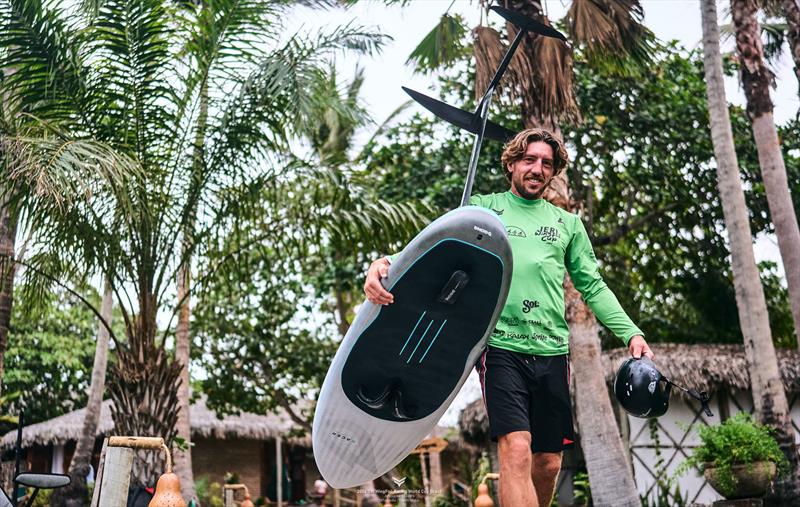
[515,177,551,200]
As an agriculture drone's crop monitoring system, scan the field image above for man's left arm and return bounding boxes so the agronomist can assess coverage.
[564,217,653,359]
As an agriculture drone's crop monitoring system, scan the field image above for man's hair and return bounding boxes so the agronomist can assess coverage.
[500,128,568,181]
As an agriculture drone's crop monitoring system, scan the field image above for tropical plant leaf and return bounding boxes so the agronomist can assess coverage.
[407,13,469,73]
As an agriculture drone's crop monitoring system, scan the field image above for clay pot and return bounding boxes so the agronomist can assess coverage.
[148,472,186,507]
[704,461,777,499]
[240,494,255,507]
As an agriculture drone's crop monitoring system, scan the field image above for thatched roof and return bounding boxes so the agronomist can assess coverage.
[1,397,306,451]
[458,344,800,442]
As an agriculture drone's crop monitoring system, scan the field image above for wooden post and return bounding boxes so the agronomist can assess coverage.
[275,436,283,507]
[89,438,108,507]
[97,446,133,507]
[419,452,431,507]
[428,450,443,496]
[223,488,235,507]
[333,488,341,507]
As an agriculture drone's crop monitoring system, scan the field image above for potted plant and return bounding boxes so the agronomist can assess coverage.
[678,412,788,499]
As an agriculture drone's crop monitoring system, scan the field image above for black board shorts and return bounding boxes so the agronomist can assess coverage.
[476,346,575,453]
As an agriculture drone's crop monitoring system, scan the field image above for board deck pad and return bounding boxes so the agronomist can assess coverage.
[313,206,512,488]
[342,239,502,421]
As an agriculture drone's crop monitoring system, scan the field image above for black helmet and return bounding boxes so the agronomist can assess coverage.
[614,357,671,418]
[614,357,714,419]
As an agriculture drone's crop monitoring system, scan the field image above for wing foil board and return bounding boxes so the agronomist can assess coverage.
[312,206,512,488]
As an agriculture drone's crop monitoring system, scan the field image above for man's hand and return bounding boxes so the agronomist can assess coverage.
[628,335,654,359]
[364,257,394,305]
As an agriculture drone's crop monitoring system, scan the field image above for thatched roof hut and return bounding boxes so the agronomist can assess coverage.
[1,397,307,451]
[458,344,800,439]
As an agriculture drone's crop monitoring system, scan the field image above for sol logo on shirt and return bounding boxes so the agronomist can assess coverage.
[506,226,526,238]
[535,226,560,242]
[522,299,540,313]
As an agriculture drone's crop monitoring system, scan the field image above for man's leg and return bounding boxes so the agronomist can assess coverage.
[498,431,538,507]
[531,451,562,506]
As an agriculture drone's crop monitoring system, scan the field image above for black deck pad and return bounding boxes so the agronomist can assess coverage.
[341,239,503,422]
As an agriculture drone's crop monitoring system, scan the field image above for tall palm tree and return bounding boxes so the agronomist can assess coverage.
[408,1,654,504]
[0,0,391,485]
[701,0,800,503]
[730,0,800,346]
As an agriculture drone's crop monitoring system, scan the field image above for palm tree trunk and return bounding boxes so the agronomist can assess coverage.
[51,280,113,507]
[174,263,195,502]
[702,1,800,502]
[782,0,800,94]
[171,73,209,503]
[0,199,17,399]
[108,294,182,486]
[731,0,800,348]
[566,281,640,507]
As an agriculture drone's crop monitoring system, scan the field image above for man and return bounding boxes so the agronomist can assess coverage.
[364,128,653,506]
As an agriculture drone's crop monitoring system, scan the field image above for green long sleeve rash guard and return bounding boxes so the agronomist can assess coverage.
[467,191,643,355]
[387,192,643,355]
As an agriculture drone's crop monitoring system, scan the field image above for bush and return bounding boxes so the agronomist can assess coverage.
[195,475,224,507]
[677,412,788,496]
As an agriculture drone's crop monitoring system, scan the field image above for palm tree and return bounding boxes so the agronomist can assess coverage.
[407,1,654,503]
[729,0,800,346]
[0,0,391,486]
[701,0,800,503]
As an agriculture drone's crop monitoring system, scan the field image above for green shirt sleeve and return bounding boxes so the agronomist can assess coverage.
[564,216,643,345]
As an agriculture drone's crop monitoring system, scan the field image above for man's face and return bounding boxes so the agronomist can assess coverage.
[507,141,555,200]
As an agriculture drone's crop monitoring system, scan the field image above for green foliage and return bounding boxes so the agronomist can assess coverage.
[394,453,423,491]
[677,413,789,497]
[195,476,224,507]
[0,391,20,425]
[2,287,101,427]
[572,471,591,506]
[641,419,686,507]
[406,13,470,73]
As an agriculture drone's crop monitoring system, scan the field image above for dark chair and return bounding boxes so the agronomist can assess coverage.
[0,413,70,507]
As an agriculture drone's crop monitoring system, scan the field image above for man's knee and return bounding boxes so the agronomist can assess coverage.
[498,432,532,471]
[533,452,562,478]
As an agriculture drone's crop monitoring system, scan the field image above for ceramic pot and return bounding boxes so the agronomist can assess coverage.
[703,461,777,499]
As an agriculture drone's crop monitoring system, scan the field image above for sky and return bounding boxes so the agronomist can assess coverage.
[286,0,799,426]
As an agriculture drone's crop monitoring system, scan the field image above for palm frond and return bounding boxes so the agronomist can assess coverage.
[90,0,177,162]
[720,20,788,67]
[565,0,657,76]
[1,134,141,210]
[529,33,581,124]
[205,23,387,177]
[0,0,90,124]
[407,13,469,73]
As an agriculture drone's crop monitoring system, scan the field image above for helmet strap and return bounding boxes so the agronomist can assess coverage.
[662,378,714,417]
